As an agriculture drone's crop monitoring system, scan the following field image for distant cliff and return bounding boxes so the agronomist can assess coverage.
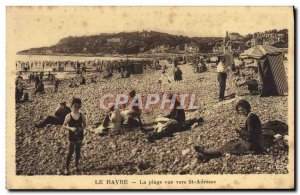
[17,29,288,55]
[17,31,222,55]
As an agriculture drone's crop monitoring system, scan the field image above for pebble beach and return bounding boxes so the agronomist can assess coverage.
[15,61,289,175]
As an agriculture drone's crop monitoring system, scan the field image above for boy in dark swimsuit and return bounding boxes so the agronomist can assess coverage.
[62,98,86,175]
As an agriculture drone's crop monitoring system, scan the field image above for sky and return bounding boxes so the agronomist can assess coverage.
[7,6,293,52]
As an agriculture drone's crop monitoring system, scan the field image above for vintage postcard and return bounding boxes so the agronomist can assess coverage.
[6,6,294,189]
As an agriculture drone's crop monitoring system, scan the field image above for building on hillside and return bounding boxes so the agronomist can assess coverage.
[107,37,124,46]
[141,30,151,38]
[249,32,286,47]
[277,34,285,42]
[212,40,225,53]
[139,47,145,53]
[263,38,277,46]
[225,40,246,54]
[45,50,53,55]
[212,31,246,54]
[155,45,170,53]
[228,32,244,41]
[213,31,231,54]
[184,44,199,53]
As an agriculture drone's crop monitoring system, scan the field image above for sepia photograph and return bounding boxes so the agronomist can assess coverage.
[6,6,294,189]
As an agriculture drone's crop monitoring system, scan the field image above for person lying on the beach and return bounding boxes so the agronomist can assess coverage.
[239,79,259,95]
[35,101,71,128]
[234,75,260,95]
[147,94,204,142]
[147,116,204,143]
[194,100,264,160]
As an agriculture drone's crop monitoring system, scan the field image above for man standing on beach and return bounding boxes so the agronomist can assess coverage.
[216,56,227,101]
[54,78,60,92]
[34,73,40,91]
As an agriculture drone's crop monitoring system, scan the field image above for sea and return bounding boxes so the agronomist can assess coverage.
[15,54,168,79]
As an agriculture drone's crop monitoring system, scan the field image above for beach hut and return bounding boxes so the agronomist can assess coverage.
[133,63,143,74]
[240,45,288,96]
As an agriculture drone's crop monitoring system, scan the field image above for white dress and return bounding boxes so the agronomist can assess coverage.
[159,73,171,91]
[109,110,123,132]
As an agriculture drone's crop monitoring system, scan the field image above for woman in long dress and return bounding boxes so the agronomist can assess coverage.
[159,70,171,92]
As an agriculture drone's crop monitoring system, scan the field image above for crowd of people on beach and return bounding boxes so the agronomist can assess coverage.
[16,57,187,96]
[34,93,272,174]
[15,51,288,175]
[16,58,160,73]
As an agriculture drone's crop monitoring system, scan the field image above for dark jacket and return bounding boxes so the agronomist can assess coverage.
[240,113,263,153]
[174,68,183,81]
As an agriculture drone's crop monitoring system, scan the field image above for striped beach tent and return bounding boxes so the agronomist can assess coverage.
[240,45,288,96]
